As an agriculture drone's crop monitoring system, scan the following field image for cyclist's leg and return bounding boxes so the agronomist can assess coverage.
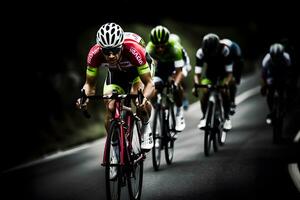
[103,72,127,133]
[221,79,232,130]
[170,67,186,131]
[132,76,153,150]
[234,59,243,85]
[228,78,237,115]
[198,78,210,129]
[181,67,190,110]
[265,85,275,123]
[131,77,152,122]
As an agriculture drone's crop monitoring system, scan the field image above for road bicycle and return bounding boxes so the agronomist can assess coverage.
[194,83,228,156]
[79,89,145,200]
[151,81,177,171]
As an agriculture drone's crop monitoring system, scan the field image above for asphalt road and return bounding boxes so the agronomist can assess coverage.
[1,72,299,200]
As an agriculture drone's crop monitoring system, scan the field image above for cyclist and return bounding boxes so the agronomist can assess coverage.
[192,33,233,131]
[260,43,292,124]
[220,38,244,115]
[76,22,155,150]
[146,25,187,132]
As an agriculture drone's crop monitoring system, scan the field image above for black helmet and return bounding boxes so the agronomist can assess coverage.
[202,33,220,56]
[150,25,170,45]
[269,43,284,59]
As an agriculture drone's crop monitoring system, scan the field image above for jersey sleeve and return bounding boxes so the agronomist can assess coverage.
[172,43,185,68]
[87,44,101,68]
[126,41,150,75]
[222,46,233,73]
[195,48,204,74]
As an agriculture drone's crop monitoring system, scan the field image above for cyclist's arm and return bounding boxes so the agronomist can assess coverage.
[174,67,184,86]
[194,48,204,85]
[82,66,98,96]
[261,54,270,86]
[172,44,185,86]
[137,64,155,101]
[223,47,234,85]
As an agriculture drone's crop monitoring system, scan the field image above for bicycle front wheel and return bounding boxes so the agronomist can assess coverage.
[105,121,121,200]
[152,108,162,171]
[128,120,143,200]
[204,102,214,156]
[165,105,175,164]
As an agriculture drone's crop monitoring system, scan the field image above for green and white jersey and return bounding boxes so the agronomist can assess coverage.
[146,36,185,68]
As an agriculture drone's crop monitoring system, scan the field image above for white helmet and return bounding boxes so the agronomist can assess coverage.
[96,23,124,48]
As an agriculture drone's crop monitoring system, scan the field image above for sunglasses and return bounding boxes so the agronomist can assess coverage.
[102,47,122,56]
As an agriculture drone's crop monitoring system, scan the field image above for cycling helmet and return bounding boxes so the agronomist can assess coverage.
[202,33,220,56]
[269,43,284,59]
[96,22,124,48]
[150,25,170,45]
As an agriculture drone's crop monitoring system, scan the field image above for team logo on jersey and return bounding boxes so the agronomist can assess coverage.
[129,47,143,65]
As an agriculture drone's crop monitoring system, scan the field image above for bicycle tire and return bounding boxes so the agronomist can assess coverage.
[105,121,121,200]
[212,107,220,152]
[152,108,163,171]
[212,129,219,153]
[204,101,214,156]
[165,105,175,164]
[127,119,143,200]
[217,94,226,146]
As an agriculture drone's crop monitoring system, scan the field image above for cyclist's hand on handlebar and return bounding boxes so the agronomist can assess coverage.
[76,89,90,110]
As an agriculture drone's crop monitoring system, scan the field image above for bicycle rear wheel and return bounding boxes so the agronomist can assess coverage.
[105,121,121,200]
[152,108,162,171]
[165,105,175,164]
[128,120,143,200]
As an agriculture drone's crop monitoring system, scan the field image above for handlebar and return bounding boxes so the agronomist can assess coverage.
[79,89,144,118]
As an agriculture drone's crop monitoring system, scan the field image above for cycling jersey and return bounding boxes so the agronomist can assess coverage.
[146,36,185,82]
[195,44,233,84]
[86,33,150,94]
[262,52,291,86]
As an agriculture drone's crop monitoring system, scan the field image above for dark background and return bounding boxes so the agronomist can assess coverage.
[2,1,299,171]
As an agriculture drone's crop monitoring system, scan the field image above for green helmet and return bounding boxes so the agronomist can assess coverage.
[150,25,170,45]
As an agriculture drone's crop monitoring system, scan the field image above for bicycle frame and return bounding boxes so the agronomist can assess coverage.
[79,89,145,200]
[206,88,225,130]
[195,83,227,156]
[101,95,144,166]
